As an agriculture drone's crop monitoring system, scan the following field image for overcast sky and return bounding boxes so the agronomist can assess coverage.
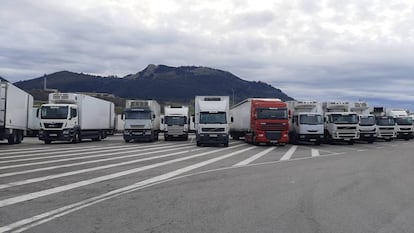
[1,0,414,110]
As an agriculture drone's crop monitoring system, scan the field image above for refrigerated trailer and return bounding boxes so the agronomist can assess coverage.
[195,96,230,147]
[123,100,161,142]
[230,98,289,145]
[0,81,33,144]
[163,105,189,140]
[286,101,324,145]
[39,93,115,144]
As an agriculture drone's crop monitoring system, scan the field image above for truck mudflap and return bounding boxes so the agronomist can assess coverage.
[196,133,229,146]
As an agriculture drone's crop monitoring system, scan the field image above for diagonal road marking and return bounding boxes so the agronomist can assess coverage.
[280,145,297,161]
[233,147,274,167]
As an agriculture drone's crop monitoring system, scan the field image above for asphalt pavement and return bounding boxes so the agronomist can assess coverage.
[1,135,414,233]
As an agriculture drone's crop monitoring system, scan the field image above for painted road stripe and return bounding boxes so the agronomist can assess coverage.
[0,145,254,233]
[0,146,201,190]
[0,147,52,153]
[233,147,274,167]
[0,143,171,162]
[280,146,297,161]
[0,146,195,178]
[0,145,99,157]
[0,144,185,170]
[0,144,246,208]
[311,149,320,157]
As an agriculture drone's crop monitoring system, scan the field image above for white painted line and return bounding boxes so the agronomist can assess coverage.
[0,146,196,178]
[233,147,273,167]
[357,149,367,152]
[280,146,297,161]
[0,144,186,170]
[0,145,253,233]
[311,149,320,157]
[0,147,52,153]
[0,145,99,157]
[0,143,171,161]
[0,144,246,208]
[0,147,201,190]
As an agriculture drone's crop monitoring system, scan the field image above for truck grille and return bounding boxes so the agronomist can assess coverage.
[337,126,357,130]
[259,123,288,131]
[266,131,281,140]
[44,123,63,128]
[130,125,145,129]
[202,128,225,132]
[167,126,185,135]
[400,128,412,131]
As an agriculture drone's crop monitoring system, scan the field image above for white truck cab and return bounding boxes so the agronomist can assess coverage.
[350,102,377,143]
[323,102,360,144]
[387,108,413,140]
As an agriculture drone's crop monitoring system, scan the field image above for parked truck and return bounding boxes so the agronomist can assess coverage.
[123,100,161,142]
[322,102,359,144]
[195,96,230,147]
[230,98,289,145]
[371,107,396,141]
[387,108,413,140]
[350,102,377,143]
[0,81,33,144]
[39,93,115,144]
[162,105,189,141]
[286,101,324,145]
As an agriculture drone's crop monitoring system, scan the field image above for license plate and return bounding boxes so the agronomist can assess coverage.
[309,139,316,142]
[209,134,218,137]
[49,134,58,137]
[270,140,278,143]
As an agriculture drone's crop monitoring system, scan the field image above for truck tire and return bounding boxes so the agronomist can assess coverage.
[347,140,354,145]
[16,131,23,144]
[196,141,201,147]
[72,133,78,144]
[7,132,16,145]
[45,140,52,144]
[224,142,229,147]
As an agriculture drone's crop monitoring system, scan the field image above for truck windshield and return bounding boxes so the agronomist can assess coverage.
[376,117,395,126]
[125,110,151,120]
[257,108,288,120]
[395,117,413,125]
[165,116,187,126]
[330,114,358,124]
[200,112,227,124]
[359,116,376,126]
[40,106,68,119]
[300,115,323,125]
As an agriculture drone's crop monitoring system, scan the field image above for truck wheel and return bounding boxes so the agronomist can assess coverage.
[164,136,169,141]
[196,141,201,147]
[224,142,229,147]
[314,140,321,146]
[7,133,16,144]
[15,131,23,144]
[45,140,51,144]
[347,140,354,145]
[72,134,78,144]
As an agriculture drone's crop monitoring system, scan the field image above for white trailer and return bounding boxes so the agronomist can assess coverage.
[0,81,33,144]
[27,107,41,136]
[322,101,359,144]
[387,108,413,140]
[195,96,230,147]
[350,102,377,143]
[163,105,189,140]
[123,100,161,142]
[286,101,324,145]
[39,93,115,144]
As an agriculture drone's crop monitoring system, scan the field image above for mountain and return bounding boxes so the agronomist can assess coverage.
[14,65,293,103]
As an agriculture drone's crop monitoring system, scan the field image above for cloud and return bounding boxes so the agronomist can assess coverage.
[1,0,414,110]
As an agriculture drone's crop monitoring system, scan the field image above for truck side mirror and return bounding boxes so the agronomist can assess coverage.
[153,114,156,119]
[121,113,125,120]
[36,108,40,118]
[231,116,234,123]
[161,118,164,124]
[192,117,195,123]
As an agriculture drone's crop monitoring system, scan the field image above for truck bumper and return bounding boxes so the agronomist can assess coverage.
[254,131,289,144]
[196,133,228,144]
[38,129,73,141]
[359,132,376,141]
[396,132,413,139]
[298,134,324,142]
[123,130,155,141]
